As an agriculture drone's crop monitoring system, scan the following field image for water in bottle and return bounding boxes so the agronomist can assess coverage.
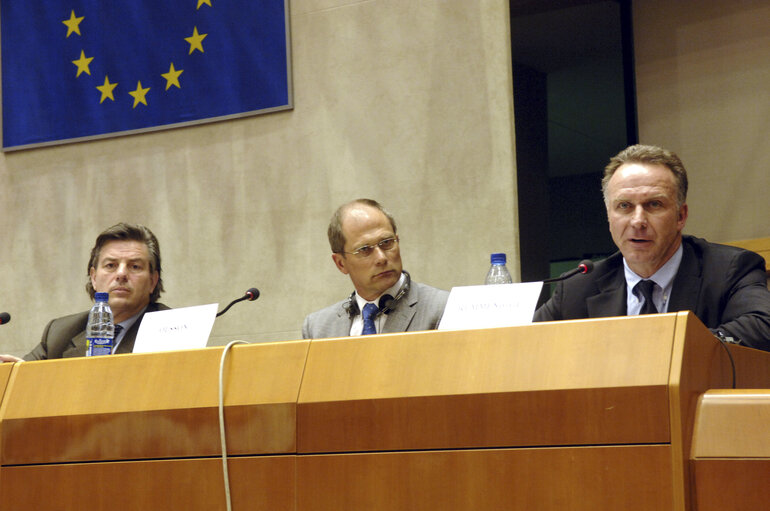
[485,252,513,284]
[86,292,115,356]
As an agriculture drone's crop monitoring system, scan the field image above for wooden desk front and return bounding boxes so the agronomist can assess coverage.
[1,313,769,510]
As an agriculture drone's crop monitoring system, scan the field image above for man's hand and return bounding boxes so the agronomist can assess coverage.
[0,354,23,363]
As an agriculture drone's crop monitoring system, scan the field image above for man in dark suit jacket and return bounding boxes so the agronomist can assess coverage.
[1,223,169,362]
[24,301,170,359]
[303,199,448,339]
[534,145,770,352]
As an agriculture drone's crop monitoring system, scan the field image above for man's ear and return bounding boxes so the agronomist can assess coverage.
[150,271,160,293]
[89,267,96,288]
[678,203,689,229]
[332,253,349,275]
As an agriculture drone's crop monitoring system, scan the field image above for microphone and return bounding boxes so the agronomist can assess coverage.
[216,288,260,318]
[542,260,593,284]
[0,312,10,325]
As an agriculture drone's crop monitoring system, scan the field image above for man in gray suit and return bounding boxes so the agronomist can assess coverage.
[1,223,170,362]
[302,199,448,339]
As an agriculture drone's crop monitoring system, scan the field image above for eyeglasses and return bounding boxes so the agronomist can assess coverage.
[343,236,399,258]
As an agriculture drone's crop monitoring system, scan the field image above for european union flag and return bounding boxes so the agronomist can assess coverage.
[1,0,292,150]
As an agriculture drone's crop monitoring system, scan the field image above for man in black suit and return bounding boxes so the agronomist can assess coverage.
[1,223,170,361]
[534,144,770,352]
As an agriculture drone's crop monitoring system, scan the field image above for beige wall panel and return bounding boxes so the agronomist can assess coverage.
[0,0,518,356]
[634,0,770,242]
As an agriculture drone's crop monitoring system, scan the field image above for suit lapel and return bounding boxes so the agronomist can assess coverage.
[585,239,701,317]
[330,307,354,337]
[68,330,88,357]
[382,285,417,333]
[668,240,702,312]
[113,302,167,354]
[115,320,140,354]
[586,259,628,317]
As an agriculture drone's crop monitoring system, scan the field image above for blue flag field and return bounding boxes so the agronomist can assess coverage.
[1,0,292,150]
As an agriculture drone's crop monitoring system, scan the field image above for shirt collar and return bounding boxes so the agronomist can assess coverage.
[623,242,683,292]
[112,304,149,351]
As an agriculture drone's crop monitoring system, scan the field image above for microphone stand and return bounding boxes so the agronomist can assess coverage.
[216,289,260,318]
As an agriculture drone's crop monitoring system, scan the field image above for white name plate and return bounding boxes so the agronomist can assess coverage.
[133,303,218,353]
[438,282,543,331]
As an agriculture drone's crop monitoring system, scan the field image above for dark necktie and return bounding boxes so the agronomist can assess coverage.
[361,303,379,335]
[635,280,658,314]
[111,324,124,354]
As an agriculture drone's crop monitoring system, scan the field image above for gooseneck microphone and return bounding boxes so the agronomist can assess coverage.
[0,312,10,325]
[216,288,260,318]
[542,260,594,284]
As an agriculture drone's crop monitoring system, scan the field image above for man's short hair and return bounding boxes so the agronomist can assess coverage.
[327,199,398,254]
[85,223,164,302]
[602,144,689,207]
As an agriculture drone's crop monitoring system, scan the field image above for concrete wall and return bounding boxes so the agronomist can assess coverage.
[0,0,519,356]
[634,0,770,242]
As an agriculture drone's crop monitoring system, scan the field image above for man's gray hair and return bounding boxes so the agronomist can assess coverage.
[327,199,397,254]
[602,144,688,207]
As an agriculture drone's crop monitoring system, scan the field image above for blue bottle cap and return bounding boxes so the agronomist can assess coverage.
[94,292,109,302]
[490,253,507,265]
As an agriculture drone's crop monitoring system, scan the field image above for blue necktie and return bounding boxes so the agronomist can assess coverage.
[361,302,379,335]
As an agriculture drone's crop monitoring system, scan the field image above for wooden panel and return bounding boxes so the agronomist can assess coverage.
[0,361,14,482]
[298,315,678,453]
[3,317,768,510]
[692,390,770,458]
[721,344,770,389]
[691,460,770,511]
[0,362,13,403]
[0,341,309,465]
[299,387,668,453]
[671,321,770,511]
[0,455,295,511]
[297,445,675,511]
[688,390,770,511]
[668,312,730,511]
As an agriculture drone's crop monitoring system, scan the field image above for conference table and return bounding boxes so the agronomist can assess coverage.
[1,311,768,510]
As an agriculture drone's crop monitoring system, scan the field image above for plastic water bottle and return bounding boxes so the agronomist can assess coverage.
[86,292,114,356]
[485,252,513,284]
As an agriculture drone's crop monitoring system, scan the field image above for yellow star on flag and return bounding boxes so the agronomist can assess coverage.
[197,0,212,8]
[161,63,184,90]
[96,76,118,104]
[185,26,208,54]
[62,10,84,38]
[72,50,94,77]
[128,81,151,108]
